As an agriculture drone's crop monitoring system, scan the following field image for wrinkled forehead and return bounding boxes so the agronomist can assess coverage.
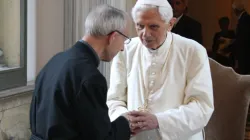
[135,0,172,7]
[135,9,165,24]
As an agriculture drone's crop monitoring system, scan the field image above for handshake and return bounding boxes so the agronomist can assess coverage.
[122,111,159,137]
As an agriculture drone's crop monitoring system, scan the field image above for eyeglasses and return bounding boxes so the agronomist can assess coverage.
[107,30,131,44]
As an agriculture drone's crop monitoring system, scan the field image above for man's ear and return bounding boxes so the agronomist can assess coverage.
[167,17,176,31]
[107,32,116,45]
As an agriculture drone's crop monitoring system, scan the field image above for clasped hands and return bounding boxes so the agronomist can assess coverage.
[123,111,159,136]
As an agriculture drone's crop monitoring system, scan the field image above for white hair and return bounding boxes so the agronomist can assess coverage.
[131,4,173,24]
[85,4,128,37]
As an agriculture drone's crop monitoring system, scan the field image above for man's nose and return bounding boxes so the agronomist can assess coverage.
[142,28,151,37]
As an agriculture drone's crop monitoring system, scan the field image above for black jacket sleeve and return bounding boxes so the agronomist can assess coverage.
[74,74,131,140]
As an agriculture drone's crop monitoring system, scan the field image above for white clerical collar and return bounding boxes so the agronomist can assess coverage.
[174,14,184,27]
[147,31,173,55]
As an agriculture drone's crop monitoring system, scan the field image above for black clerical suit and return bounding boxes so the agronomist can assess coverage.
[172,15,203,45]
[230,12,250,74]
[30,41,131,140]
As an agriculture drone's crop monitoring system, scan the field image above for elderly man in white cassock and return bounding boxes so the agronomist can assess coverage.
[107,0,214,139]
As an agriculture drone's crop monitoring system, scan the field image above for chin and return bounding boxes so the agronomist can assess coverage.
[145,46,154,49]
[101,59,110,62]
[173,13,179,18]
[143,43,158,50]
[101,57,112,62]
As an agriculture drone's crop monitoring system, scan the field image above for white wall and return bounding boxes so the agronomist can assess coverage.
[36,0,64,73]
[27,0,64,81]
[36,0,64,75]
[128,0,137,37]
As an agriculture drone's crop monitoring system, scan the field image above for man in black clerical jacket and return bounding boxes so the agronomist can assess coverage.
[229,1,250,74]
[170,0,203,45]
[30,4,132,140]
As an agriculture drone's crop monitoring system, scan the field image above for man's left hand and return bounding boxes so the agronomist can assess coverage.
[128,111,159,132]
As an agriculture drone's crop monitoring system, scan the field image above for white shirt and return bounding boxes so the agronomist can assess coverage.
[174,14,184,27]
[239,11,246,19]
[107,32,214,140]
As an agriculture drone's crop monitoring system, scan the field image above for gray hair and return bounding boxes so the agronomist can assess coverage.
[131,4,173,24]
[85,4,128,37]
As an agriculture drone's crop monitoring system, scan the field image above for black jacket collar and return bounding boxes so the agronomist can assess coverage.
[73,41,100,67]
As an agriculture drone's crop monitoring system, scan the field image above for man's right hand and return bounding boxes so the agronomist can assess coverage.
[122,112,142,137]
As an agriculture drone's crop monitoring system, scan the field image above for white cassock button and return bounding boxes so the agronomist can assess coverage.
[152,72,156,75]
[152,63,156,65]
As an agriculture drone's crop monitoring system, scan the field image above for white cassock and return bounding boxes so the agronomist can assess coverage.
[107,32,214,140]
